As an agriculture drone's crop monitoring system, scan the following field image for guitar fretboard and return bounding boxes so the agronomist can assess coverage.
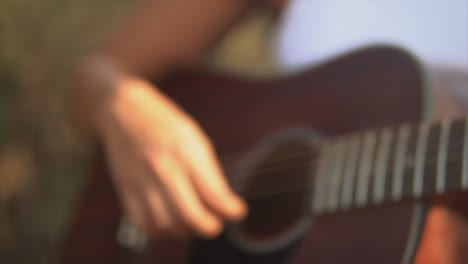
[312,116,468,215]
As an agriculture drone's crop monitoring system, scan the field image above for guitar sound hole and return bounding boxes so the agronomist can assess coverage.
[233,138,316,250]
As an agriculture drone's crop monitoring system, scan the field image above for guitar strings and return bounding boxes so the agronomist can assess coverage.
[219,118,467,175]
[222,130,466,177]
[224,138,467,201]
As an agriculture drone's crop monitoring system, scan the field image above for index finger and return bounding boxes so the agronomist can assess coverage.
[185,140,247,221]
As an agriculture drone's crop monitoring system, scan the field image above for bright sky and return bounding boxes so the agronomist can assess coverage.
[276,0,468,71]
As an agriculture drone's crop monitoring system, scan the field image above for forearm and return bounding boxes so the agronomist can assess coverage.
[70,0,255,137]
[100,0,253,77]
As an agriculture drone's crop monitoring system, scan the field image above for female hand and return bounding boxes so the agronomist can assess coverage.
[94,77,247,239]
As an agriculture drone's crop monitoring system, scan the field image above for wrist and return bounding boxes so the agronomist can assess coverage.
[70,55,127,139]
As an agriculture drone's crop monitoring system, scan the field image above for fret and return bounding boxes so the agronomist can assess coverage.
[340,135,361,210]
[313,115,468,214]
[445,119,464,192]
[383,131,398,202]
[373,129,393,204]
[355,132,376,207]
[392,124,411,201]
[463,116,468,190]
[401,127,418,198]
[312,115,468,214]
[413,122,430,198]
[313,144,331,214]
[436,118,452,194]
[326,139,347,212]
[421,124,441,195]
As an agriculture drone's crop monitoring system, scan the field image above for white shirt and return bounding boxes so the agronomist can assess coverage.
[275,0,468,71]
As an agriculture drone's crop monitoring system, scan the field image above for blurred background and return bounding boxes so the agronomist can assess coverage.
[0,1,277,263]
[1,1,467,263]
[0,1,136,263]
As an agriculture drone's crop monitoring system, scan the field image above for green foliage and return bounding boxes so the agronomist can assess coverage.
[0,1,138,263]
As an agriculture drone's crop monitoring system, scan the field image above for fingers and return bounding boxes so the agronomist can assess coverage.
[112,149,226,239]
[106,144,175,238]
[143,185,180,237]
[186,142,247,221]
[102,102,247,239]
[118,187,155,236]
[120,173,191,239]
[153,156,223,238]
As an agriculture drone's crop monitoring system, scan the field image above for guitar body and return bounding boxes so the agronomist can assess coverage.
[59,46,468,264]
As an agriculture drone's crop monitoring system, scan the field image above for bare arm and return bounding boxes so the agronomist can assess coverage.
[74,0,254,133]
[102,0,252,76]
[70,0,273,239]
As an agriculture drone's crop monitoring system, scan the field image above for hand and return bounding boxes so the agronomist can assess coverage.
[95,77,247,239]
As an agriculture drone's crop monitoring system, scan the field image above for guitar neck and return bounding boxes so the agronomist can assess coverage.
[312,116,468,215]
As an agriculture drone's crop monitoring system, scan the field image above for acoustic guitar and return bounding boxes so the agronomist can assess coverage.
[59,46,468,264]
